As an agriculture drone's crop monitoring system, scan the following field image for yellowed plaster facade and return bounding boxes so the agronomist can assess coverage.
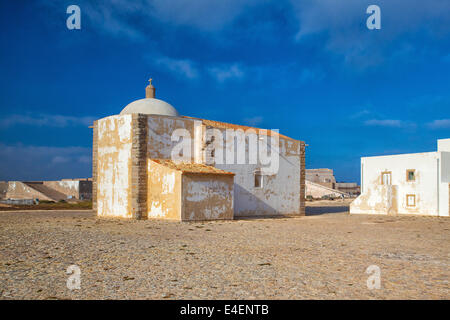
[95,115,133,218]
[147,160,182,220]
[147,160,234,221]
[182,174,234,221]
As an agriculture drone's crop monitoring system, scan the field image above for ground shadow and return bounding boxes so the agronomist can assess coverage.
[305,205,349,216]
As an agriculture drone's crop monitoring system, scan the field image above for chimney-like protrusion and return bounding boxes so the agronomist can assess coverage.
[146,78,155,98]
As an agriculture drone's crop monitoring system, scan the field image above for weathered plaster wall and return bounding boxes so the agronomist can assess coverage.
[96,115,133,218]
[211,130,303,217]
[351,152,440,216]
[182,174,234,221]
[351,185,398,215]
[145,114,304,217]
[147,161,181,220]
[147,115,201,161]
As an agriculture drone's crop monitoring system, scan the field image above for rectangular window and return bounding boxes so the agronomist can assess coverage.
[406,194,416,207]
[406,169,415,182]
[381,171,391,185]
[254,173,263,188]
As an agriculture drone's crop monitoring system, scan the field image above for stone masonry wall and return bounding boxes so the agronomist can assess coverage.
[300,142,306,215]
[92,121,98,211]
[130,114,148,219]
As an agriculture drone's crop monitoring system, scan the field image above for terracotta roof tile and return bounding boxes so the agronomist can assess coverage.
[150,159,235,175]
[182,116,299,141]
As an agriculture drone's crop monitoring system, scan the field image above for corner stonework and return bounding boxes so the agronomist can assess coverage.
[130,114,148,219]
[92,120,98,212]
[299,141,306,216]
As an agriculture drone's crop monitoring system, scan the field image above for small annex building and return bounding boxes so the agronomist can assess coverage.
[148,160,234,221]
[350,138,450,216]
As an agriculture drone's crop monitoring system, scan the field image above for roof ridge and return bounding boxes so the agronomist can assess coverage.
[149,159,235,175]
[182,116,299,142]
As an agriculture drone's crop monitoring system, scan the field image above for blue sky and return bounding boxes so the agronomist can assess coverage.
[0,0,449,182]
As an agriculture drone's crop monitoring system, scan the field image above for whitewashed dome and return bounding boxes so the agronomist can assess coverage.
[120,78,180,116]
[120,98,179,116]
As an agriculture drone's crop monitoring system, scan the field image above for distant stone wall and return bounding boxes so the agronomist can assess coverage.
[42,180,92,200]
[5,181,53,201]
[43,181,79,199]
[306,168,336,188]
[335,182,360,195]
[306,180,348,199]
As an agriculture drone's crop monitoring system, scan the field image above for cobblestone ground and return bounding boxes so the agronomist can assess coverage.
[0,206,448,299]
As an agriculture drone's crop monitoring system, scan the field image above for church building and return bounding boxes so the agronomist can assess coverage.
[92,80,306,220]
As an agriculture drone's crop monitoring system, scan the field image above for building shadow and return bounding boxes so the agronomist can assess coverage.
[229,185,350,219]
[305,205,349,216]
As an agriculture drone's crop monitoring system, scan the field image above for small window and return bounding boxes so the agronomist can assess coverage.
[406,194,416,207]
[254,173,263,188]
[381,171,391,185]
[406,169,415,182]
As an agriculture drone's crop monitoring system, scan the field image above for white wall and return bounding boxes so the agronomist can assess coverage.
[438,138,450,152]
[352,152,440,216]
[146,115,303,217]
[215,134,302,217]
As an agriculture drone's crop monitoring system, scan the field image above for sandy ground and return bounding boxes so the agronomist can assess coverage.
[0,205,448,300]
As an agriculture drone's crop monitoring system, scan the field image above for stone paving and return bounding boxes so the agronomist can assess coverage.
[0,206,448,299]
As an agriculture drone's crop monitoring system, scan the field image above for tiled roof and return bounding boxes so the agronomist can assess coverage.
[150,159,235,175]
[182,116,298,141]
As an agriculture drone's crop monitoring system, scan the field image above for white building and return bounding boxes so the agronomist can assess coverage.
[350,139,450,216]
[93,80,306,220]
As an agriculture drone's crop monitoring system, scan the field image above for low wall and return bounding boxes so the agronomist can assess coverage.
[4,181,53,201]
[306,180,348,199]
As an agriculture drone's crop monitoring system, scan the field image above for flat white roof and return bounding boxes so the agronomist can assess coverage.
[361,151,437,160]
